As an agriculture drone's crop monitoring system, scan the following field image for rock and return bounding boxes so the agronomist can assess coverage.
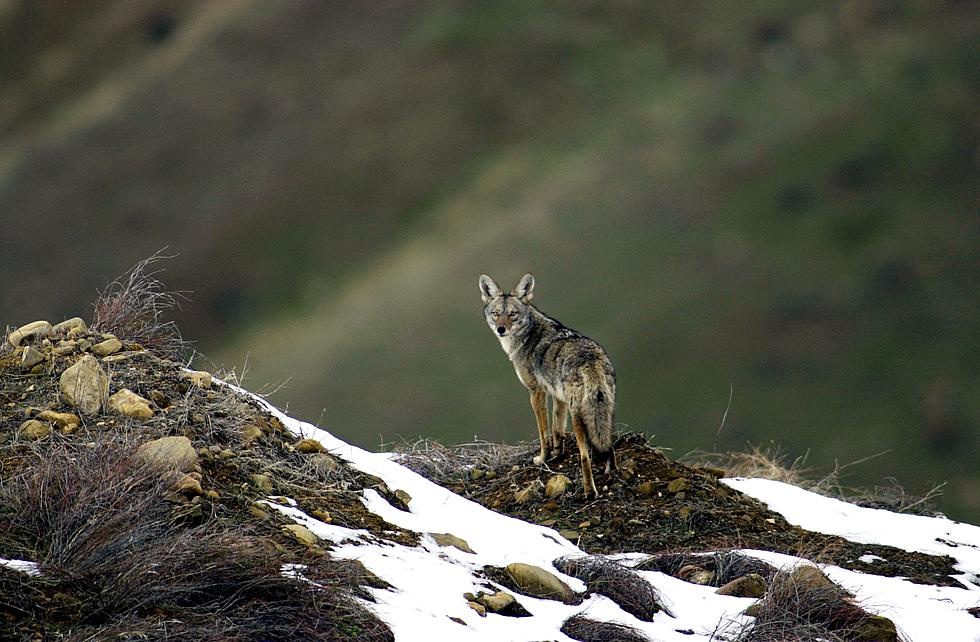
[51,341,77,357]
[8,321,52,347]
[667,477,690,493]
[283,524,319,546]
[430,532,475,554]
[107,389,154,419]
[545,474,572,498]
[173,474,203,496]
[790,565,835,590]
[251,473,273,492]
[21,345,45,369]
[466,601,486,617]
[618,458,637,481]
[91,337,123,357]
[179,370,212,388]
[470,468,485,481]
[743,602,762,617]
[241,424,264,443]
[393,489,412,509]
[137,436,198,472]
[36,410,80,431]
[854,615,898,642]
[295,438,325,453]
[636,481,657,496]
[505,563,577,603]
[148,389,169,408]
[77,338,92,352]
[59,355,109,416]
[249,504,271,520]
[678,565,714,585]
[19,419,51,440]
[477,591,516,614]
[311,509,332,523]
[559,529,581,541]
[52,317,87,335]
[716,573,767,598]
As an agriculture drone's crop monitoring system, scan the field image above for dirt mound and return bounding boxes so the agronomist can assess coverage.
[429,433,960,587]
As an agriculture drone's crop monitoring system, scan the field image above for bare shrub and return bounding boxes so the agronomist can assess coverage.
[91,250,187,360]
[560,614,649,642]
[554,555,667,621]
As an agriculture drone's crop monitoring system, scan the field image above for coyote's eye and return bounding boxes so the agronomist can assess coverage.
[491,311,500,319]
[508,311,518,320]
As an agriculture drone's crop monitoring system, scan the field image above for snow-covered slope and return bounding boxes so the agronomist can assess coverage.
[244,389,980,642]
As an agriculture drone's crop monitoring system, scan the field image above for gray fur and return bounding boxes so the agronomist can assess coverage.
[479,273,616,497]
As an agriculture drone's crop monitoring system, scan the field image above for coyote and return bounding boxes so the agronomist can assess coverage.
[479,273,616,497]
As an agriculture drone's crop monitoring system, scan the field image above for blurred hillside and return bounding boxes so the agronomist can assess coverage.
[1,1,977,519]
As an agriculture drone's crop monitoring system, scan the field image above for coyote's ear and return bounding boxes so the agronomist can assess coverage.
[513,273,535,302]
[479,274,502,303]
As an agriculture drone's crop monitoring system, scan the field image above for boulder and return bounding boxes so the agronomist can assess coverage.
[284,524,319,546]
[107,389,154,419]
[7,321,52,347]
[505,563,577,603]
[179,370,212,388]
[59,355,109,416]
[295,438,325,453]
[137,436,198,472]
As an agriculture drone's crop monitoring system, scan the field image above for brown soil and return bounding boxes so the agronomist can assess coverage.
[441,433,962,587]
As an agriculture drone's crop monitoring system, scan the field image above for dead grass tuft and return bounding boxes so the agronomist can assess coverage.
[554,555,667,621]
[560,614,649,642]
[387,437,534,485]
[91,249,188,360]
[635,551,779,586]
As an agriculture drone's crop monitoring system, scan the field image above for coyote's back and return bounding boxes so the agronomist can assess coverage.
[479,273,616,498]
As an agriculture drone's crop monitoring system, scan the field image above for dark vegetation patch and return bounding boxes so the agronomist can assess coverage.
[395,433,961,587]
[635,551,780,586]
[553,555,667,621]
[560,614,649,642]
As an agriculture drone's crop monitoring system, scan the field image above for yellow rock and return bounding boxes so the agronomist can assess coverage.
[107,389,154,420]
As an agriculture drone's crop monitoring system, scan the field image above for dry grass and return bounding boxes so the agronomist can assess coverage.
[554,555,668,621]
[91,249,188,360]
[0,433,393,642]
[634,551,779,586]
[387,436,535,485]
[560,614,649,642]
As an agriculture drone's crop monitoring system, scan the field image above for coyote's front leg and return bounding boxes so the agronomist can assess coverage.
[530,388,549,465]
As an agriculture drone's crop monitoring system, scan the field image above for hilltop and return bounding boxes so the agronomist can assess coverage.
[2,304,979,640]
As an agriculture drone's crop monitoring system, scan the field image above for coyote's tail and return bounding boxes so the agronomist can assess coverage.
[583,366,615,470]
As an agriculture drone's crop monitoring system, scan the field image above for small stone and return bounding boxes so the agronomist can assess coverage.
[21,345,45,369]
[36,410,80,430]
[59,355,109,416]
[77,338,92,352]
[251,473,273,492]
[429,532,475,554]
[242,425,264,443]
[174,474,204,496]
[218,448,235,459]
[636,481,656,496]
[466,601,486,617]
[470,468,485,481]
[137,436,198,472]
[854,615,898,642]
[545,474,571,498]
[148,390,169,408]
[698,466,727,478]
[18,419,51,440]
[295,438,325,453]
[667,477,690,493]
[179,370,212,389]
[7,321,52,347]
[477,591,516,613]
[744,602,762,617]
[485,470,497,479]
[618,458,637,481]
[101,353,133,363]
[393,489,412,509]
[205,490,220,500]
[559,529,581,540]
[283,524,319,546]
[51,341,77,357]
[52,317,87,335]
[91,338,123,357]
[716,573,767,598]
[678,565,714,585]
[311,509,332,523]
[249,504,271,520]
[107,389,154,420]
[505,563,577,603]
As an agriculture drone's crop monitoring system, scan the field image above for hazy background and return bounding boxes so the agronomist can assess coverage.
[1,1,977,520]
